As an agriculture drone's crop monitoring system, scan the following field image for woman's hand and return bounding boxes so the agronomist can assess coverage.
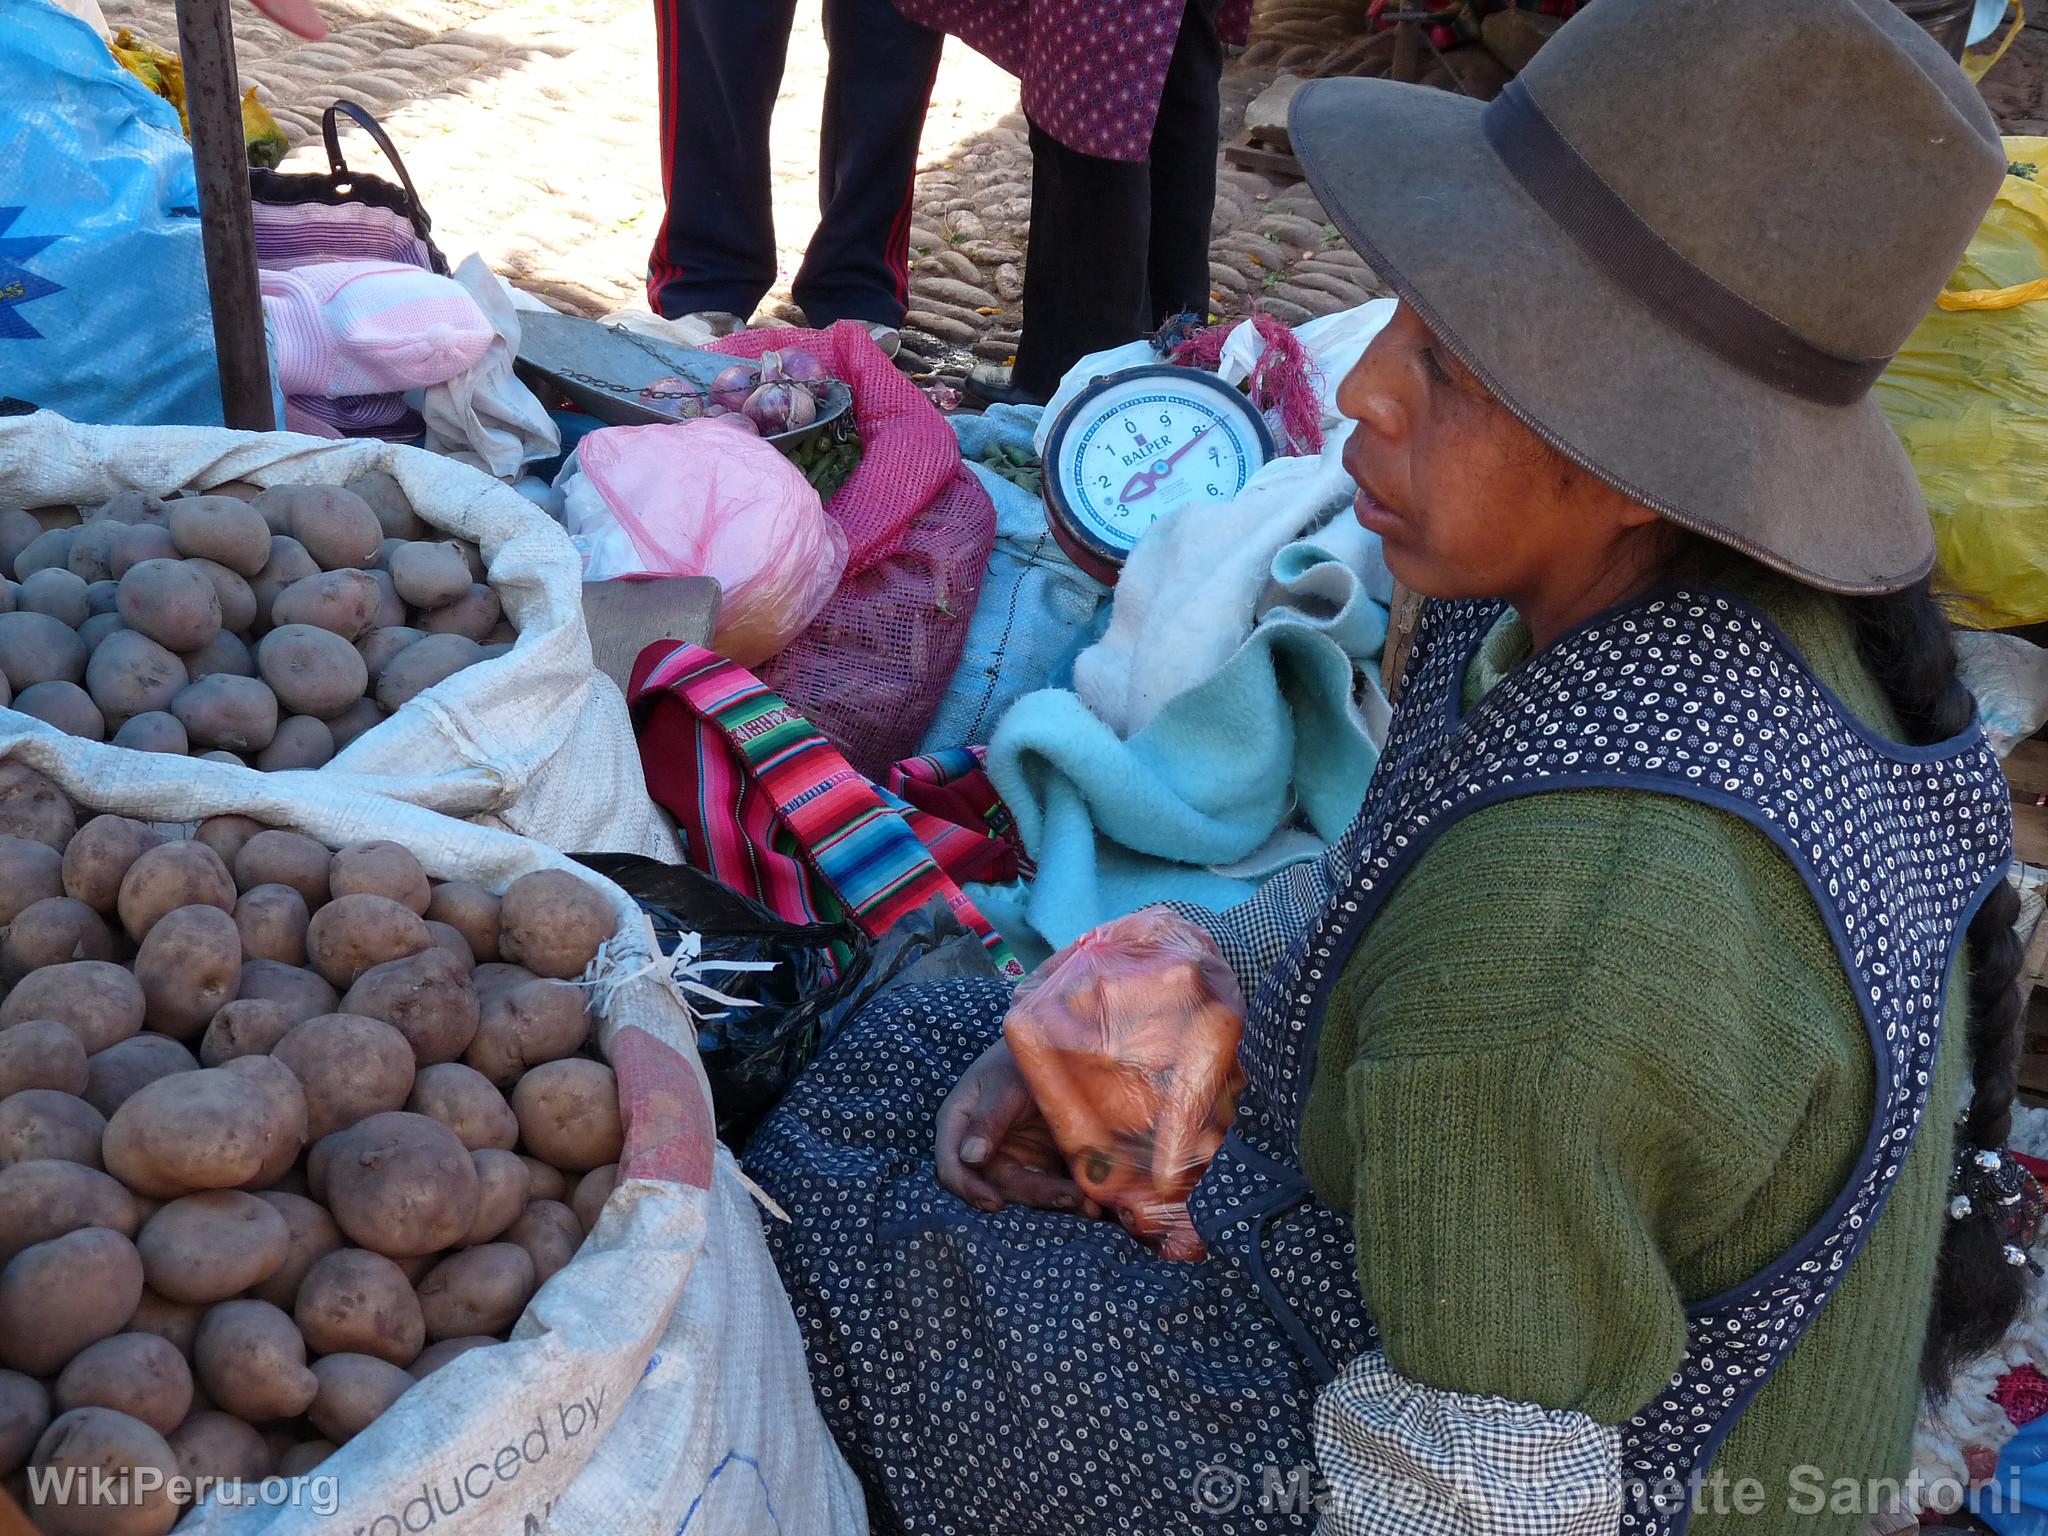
[936,1039,1101,1218]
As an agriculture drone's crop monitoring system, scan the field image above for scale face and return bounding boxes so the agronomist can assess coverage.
[1043,364,1277,582]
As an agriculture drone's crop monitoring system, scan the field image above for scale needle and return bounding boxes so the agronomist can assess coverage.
[1119,423,1216,503]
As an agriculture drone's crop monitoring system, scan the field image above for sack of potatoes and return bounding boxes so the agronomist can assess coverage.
[0,473,510,768]
[0,761,641,1534]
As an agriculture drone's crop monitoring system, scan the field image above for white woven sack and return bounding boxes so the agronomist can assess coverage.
[0,412,680,859]
[0,726,862,1535]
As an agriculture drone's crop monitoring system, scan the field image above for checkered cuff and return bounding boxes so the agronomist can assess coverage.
[1314,1352,1622,1536]
[1168,825,1355,999]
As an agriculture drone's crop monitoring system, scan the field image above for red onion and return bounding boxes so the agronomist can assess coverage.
[777,347,830,386]
[742,381,818,434]
[709,363,758,413]
[709,412,760,436]
[636,375,704,417]
[757,349,786,387]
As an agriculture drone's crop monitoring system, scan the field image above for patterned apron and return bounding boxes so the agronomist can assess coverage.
[745,588,2012,1536]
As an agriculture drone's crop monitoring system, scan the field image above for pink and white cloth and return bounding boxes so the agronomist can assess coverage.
[262,261,491,399]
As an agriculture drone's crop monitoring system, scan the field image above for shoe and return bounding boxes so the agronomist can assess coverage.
[607,308,744,348]
[966,363,1048,408]
[674,310,745,342]
[862,322,901,359]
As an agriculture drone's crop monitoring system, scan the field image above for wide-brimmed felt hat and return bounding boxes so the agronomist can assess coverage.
[1290,0,2007,594]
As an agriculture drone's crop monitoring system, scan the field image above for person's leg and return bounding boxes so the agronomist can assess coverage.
[1009,121,1150,401]
[793,0,944,328]
[646,0,797,321]
[1146,0,1225,327]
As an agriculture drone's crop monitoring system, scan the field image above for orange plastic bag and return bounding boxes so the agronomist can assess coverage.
[1002,908,1247,1260]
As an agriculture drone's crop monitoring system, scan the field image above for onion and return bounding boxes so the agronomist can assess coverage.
[709,412,760,436]
[742,381,818,434]
[756,349,786,387]
[777,347,830,386]
[709,363,758,413]
[636,375,704,417]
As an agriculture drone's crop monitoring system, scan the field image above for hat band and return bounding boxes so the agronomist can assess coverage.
[1481,82,1890,408]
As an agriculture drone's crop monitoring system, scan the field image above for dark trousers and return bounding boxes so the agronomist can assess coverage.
[1011,0,1224,400]
[648,0,944,326]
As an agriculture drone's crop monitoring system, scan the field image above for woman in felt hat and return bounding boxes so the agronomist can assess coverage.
[744,0,2031,1530]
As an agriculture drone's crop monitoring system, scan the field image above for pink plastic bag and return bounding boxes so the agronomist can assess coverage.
[575,420,849,667]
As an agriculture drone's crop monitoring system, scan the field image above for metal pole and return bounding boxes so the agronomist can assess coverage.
[173,0,276,431]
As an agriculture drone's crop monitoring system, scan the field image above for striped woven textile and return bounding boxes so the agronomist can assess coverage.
[631,642,1024,979]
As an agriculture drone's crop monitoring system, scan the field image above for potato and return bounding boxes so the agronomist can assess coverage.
[182,629,255,682]
[102,1066,289,1197]
[323,1111,480,1258]
[504,1201,580,1288]
[326,698,385,752]
[293,1248,425,1365]
[18,568,88,628]
[53,1334,191,1435]
[137,1191,290,1304]
[192,1299,317,1422]
[116,559,222,654]
[122,1291,201,1359]
[109,713,187,755]
[376,633,482,712]
[368,569,407,630]
[2,895,115,974]
[0,762,74,851]
[65,523,124,586]
[0,1370,47,1479]
[511,1060,620,1175]
[0,836,63,928]
[193,815,264,868]
[236,959,338,1026]
[329,842,430,916]
[416,1243,535,1342]
[187,557,259,633]
[425,881,500,964]
[462,1149,530,1245]
[256,716,336,772]
[0,509,42,572]
[278,1439,334,1475]
[217,1054,308,1189]
[28,1407,180,1536]
[269,570,380,640]
[166,1410,272,1487]
[344,472,427,541]
[171,674,278,754]
[388,542,472,612]
[13,527,73,581]
[465,976,592,1087]
[108,523,178,580]
[570,1163,620,1235]
[405,1062,516,1151]
[117,841,234,944]
[307,1352,412,1443]
[306,893,432,990]
[520,1157,565,1203]
[271,1012,414,1140]
[256,624,367,722]
[0,1019,89,1098]
[199,1000,293,1066]
[134,904,242,1039]
[2,961,145,1051]
[233,831,330,907]
[0,1160,138,1264]
[0,1088,103,1170]
[340,949,477,1065]
[267,488,382,573]
[249,488,299,536]
[63,817,165,917]
[408,1336,493,1381]
[12,682,104,740]
[0,610,88,691]
[0,1228,145,1375]
[82,580,119,619]
[425,922,475,972]
[84,493,161,528]
[169,498,271,577]
[231,885,310,968]
[416,583,502,643]
[354,626,422,685]
[498,870,614,980]
[374,538,403,571]
[81,1036,198,1118]
[247,1193,342,1311]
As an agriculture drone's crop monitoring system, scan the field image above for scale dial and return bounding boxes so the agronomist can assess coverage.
[1043,365,1278,582]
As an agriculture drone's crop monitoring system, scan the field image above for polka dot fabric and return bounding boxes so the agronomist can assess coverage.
[892,0,1253,161]
[745,588,2012,1535]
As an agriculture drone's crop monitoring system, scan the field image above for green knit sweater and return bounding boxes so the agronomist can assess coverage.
[1300,572,1968,1535]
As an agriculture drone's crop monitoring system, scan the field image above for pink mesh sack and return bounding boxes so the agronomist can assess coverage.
[713,322,996,778]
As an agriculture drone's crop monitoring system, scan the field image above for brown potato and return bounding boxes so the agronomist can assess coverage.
[182,629,255,682]
[109,712,187,754]
[0,611,87,692]
[12,682,103,741]
[18,568,88,628]
[569,1163,620,1236]
[192,815,263,867]
[368,569,407,630]
[322,1111,480,1258]
[462,1148,530,1245]
[388,542,472,612]
[2,961,145,1052]
[406,1062,517,1151]
[246,535,319,622]
[305,893,432,990]
[137,1191,290,1305]
[187,557,259,633]
[0,835,64,924]
[166,1410,272,1488]
[81,1036,197,1119]
[116,559,222,654]
[416,583,502,643]
[0,1160,138,1265]
[425,881,500,964]
[340,948,478,1066]
[407,1336,494,1381]
[102,1066,287,1197]
[108,523,177,580]
[0,1228,145,1375]
[0,1370,47,1479]
[465,976,592,1088]
[134,904,242,1039]
[503,1201,581,1288]
[271,1013,415,1141]
[376,633,482,713]
[2,896,114,975]
[0,1019,89,1098]
[0,763,74,851]
[307,1352,412,1444]
[293,1248,425,1365]
[28,1407,180,1536]
[171,674,278,754]
[200,999,294,1065]
[169,498,270,577]
[62,817,165,917]
[499,870,614,981]
[0,508,40,570]
[269,570,380,640]
[416,1243,535,1342]
[329,842,430,915]
[247,1192,342,1311]
[511,1060,620,1175]
[269,488,382,573]
[353,626,423,686]
[256,716,336,772]
[122,1291,201,1359]
[277,1439,335,1475]
[117,840,235,943]
[217,1055,308,1189]
[0,1088,105,1169]
[520,1157,565,1203]
[82,579,119,617]
[235,959,338,1027]
[231,886,310,967]
[425,921,475,972]
[345,472,427,541]
[53,1334,191,1435]
[328,699,386,754]
[256,624,367,721]
[232,830,330,906]
[86,493,164,528]
[192,1299,317,1422]
[11,527,72,581]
